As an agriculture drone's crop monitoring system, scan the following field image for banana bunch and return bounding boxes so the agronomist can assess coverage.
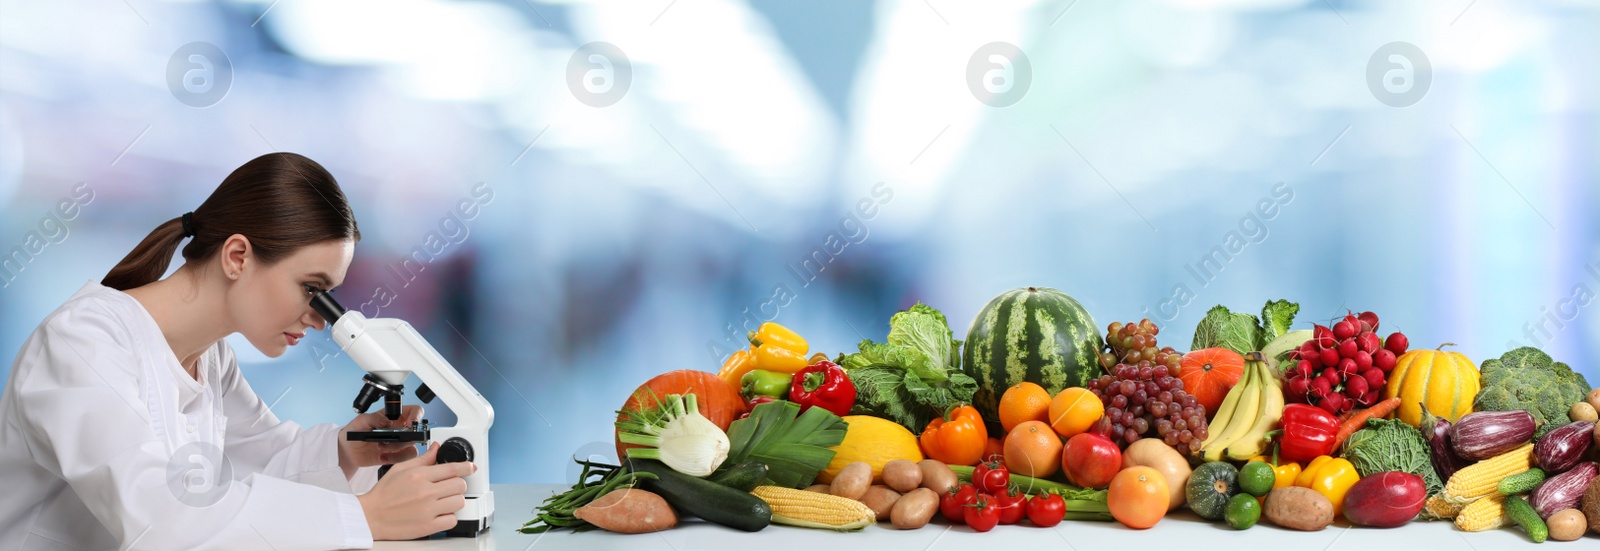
[1198,351,1285,462]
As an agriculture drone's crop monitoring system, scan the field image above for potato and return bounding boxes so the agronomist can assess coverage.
[1583,476,1600,535]
[804,484,831,493]
[1547,509,1586,541]
[882,460,923,492]
[1587,388,1600,413]
[860,485,901,521]
[1572,402,1599,423]
[917,459,958,494]
[1264,487,1333,531]
[830,462,872,500]
[890,488,939,530]
[573,488,677,534]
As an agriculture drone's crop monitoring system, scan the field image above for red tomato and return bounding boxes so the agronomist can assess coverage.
[940,483,978,524]
[964,494,999,532]
[1061,433,1121,489]
[1026,493,1066,527]
[993,487,1027,525]
[972,458,1010,495]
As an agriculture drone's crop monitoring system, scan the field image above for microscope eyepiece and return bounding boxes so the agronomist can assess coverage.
[307,285,347,326]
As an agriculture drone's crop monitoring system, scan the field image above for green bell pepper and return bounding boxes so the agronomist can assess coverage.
[740,369,790,401]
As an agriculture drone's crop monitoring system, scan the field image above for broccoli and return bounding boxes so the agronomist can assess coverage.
[1473,347,1592,437]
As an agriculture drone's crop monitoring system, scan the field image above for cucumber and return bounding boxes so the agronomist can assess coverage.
[709,461,769,492]
[627,458,772,532]
[1498,468,1546,495]
[1504,495,1548,543]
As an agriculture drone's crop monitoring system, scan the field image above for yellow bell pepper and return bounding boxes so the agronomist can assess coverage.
[749,322,808,374]
[717,349,758,386]
[1295,456,1360,516]
[1247,455,1302,489]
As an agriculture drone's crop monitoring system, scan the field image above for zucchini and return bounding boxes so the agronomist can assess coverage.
[627,458,772,532]
[1504,495,1548,543]
[709,461,768,492]
[1498,468,1546,495]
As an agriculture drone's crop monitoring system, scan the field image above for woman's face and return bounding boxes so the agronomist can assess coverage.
[228,239,354,358]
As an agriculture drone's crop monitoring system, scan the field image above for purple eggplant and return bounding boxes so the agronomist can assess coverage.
[1528,461,1597,519]
[1450,410,1536,460]
[1421,407,1469,481]
[1535,421,1595,474]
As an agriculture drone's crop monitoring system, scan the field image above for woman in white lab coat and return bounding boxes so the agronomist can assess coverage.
[0,153,473,550]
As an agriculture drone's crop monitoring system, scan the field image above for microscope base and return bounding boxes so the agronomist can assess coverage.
[442,492,494,537]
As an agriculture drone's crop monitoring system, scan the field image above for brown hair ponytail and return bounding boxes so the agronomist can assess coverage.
[101,152,360,291]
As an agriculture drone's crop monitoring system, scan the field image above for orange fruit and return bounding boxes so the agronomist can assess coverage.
[1108,466,1169,529]
[999,382,1052,433]
[1048,387,1104,438]
[1002,420,1062,478]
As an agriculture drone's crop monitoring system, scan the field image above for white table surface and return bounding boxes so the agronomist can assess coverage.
[371,484,1583,551]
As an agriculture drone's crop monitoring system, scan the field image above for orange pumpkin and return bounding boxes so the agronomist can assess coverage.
[614,370,748,460]
[1179,348,1246,415]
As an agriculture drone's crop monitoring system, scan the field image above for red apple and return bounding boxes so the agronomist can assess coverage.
[1061,433,1121,489]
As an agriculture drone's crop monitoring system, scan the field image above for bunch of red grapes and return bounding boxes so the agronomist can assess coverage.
[1088,320,1208,455]
[1283,311,1410,416]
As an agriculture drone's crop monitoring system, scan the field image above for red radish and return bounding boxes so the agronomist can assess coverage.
[1357,311,1380,333]
[1288,377,1311,399]
[1319,348,1341,367]
[1338,358,1359,378]
[1296,360,1313,378]
[1384,332,1409,355]
[1321,367,1340,384]
[1363,368,1385,389]
[1373,349,1397,371]
[1298,341,1320,360]
[1343,472,1425,528]
[1356,332,1382,354]
[1362,389,1381,406]
[1353,350,1373,370]
[1338,339,1359,359]
[1313,325,1335,347]
[1345,376,1369,398]
[1323,393,1347,415]
[1333,320,1356,340]
[1312,378,1332,398]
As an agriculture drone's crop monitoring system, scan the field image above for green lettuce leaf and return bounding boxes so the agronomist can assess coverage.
[1192,305,1262,355]
[846,366,923,429]
[838,302,973,433]
[886,302,961,382]
[1260,300,1300,343]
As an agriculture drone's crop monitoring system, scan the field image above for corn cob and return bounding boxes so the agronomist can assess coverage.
[1423,494,1465,519]
[750,486,875,531]
[1442,443,1533,504]
[1454,494,1509,532]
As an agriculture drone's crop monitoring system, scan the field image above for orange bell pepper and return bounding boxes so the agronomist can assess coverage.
[717,349,758,386]
[920,405,989,466]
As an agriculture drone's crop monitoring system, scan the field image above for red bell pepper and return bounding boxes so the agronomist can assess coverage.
[788,359,856,417]
[1276,403,1340,464]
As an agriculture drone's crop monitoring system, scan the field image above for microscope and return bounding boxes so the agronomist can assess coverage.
[308,286,495,538]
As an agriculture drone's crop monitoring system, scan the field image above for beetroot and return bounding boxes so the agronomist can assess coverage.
[1343,471,1426,528]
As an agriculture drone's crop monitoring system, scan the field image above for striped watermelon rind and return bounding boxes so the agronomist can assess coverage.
[961,286,1106,433]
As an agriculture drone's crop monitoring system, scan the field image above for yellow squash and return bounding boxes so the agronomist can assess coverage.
[817,415,923,483]
[1383,343,1480,427]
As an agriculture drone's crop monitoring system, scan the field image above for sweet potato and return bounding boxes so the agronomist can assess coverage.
[1265,487,1334,531]
[573,488,677,533]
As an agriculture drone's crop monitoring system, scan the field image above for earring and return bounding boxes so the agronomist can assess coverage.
[228,273,237,279]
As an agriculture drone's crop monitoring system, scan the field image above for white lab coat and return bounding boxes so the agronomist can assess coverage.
[0,281,381,550]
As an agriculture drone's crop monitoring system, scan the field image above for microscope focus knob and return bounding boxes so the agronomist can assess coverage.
[416,384,436,404]
[437,437,474,464]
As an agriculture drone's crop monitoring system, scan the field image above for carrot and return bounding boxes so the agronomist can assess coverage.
[1335,397,1402,447]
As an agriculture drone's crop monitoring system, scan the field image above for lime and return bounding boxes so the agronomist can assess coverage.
[1224,493,1260,530]
[1238,461,1276,497]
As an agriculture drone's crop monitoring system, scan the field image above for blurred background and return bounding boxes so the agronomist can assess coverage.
[2,0,1597,483]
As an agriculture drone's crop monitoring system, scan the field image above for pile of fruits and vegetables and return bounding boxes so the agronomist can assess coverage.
[521,286,1600,544]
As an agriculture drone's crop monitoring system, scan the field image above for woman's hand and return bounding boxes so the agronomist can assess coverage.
[359,442,476,540]
[338,405,424,479]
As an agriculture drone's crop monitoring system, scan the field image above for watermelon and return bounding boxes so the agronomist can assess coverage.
[962,287,1105,433]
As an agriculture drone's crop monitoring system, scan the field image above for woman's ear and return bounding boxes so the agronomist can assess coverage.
[218,234,253,280]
